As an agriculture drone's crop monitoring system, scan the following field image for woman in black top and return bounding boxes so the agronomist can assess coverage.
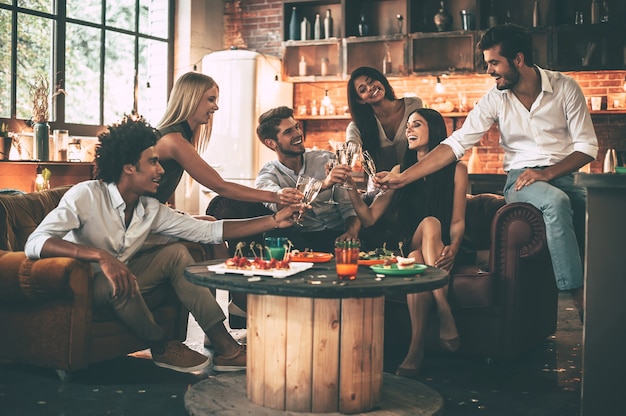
[346,108,468,377]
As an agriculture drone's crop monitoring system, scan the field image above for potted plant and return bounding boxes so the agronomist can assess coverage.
[29,74,52,161]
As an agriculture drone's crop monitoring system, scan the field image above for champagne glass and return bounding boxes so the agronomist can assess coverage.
[336,142,361,189]
[361,150,386,194]
[294,175,322,226]
[324,157,339,205]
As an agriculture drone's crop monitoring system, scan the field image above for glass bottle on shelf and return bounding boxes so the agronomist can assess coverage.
[434,1,452,32]
[382,45,392,75]
[289,7,298,40]
[301,17,310,41]
[591,0,600,24]
[320,58,329,77]
[600,0,609,22]
[324,9,333,39]
[488,0,498,27]
[314,13,321,40]
[299,56,307,76]
[358,14,369,37]
[532,1,540,27]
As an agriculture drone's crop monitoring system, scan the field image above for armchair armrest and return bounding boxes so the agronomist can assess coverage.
[489,201,548,274]
[489,201,557,319]
[0,250,92,303]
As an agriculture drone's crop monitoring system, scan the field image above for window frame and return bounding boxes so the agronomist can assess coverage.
[0,0,174,137]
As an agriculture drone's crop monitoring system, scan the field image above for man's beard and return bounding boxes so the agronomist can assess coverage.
[276,141,305,157]
[495,64,521,90]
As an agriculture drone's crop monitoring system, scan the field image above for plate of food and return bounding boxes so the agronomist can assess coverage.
[290,250,333,263]
[369,263,428,276]
[358,246,397,265]
[208,258,314,279]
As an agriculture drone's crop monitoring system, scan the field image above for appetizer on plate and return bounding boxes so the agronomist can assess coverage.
[396,256,416,269]
[225,242,290,271]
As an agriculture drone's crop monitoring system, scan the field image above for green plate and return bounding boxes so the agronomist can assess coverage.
[369,264,428,276]
[615,166,626,174]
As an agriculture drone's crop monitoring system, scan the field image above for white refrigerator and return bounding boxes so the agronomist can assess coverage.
[198,49,293,214]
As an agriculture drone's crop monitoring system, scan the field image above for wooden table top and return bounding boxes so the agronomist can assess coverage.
[185,259,448,299]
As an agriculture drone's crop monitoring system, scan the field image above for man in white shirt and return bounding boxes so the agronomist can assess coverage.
[25,116,302,373]
[375,24,598,321]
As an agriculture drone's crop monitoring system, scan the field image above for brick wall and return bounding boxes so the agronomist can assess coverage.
[224,1,626,173]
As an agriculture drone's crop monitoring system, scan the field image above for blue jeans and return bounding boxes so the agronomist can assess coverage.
[504,169,586,291]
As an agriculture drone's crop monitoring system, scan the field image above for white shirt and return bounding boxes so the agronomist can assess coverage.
[25,180,223,270]
[442,67,598,171]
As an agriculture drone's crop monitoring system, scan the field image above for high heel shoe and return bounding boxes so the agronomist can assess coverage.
[440,336,460,352]
[395,365,422,378]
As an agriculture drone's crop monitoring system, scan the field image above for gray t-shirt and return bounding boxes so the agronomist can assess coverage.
[255,150,356,233]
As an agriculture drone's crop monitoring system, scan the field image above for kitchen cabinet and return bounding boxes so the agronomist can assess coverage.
[282,0,625,81]
[283,39,341,81]
[411,30,480,73]
[342,35,407,77]
[552,23,624,71]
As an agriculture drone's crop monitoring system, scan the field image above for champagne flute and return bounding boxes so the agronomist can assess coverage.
[324,157,339,205]
[336,142,361,189]
[294,176,322,226]
[361,149,386,194]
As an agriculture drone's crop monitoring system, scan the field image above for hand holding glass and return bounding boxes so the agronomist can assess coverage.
[324,157,339,205]
[294,175,322,226]
[335,142,361,189]
[361,150,386,194]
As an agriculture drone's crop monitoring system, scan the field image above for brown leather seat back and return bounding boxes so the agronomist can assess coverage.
[463,193,506,251]
[0,186,71,251]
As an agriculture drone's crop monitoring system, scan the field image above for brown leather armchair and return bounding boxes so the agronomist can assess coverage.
[207,193,558,361]
[385,193,558,361]
[0,186,208,380]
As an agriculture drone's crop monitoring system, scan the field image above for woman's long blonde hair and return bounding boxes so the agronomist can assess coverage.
[156,72,218,154]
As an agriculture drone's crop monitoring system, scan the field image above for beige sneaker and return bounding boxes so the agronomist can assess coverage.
[213,344,246,372]
[152,340,210,373]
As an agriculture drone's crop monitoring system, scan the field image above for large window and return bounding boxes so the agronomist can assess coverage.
[0,0,171,135]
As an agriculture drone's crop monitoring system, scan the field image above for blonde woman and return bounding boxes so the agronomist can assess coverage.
[154,72,301,325]
[154,72,301,207]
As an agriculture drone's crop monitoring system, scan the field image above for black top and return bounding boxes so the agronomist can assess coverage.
[185,259,448,299]
[154,121,194,203]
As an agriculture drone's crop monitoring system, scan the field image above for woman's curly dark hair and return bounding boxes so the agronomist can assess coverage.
[94,114,158,183]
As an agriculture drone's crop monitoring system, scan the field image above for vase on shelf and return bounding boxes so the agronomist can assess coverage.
[434,0,452,32]
[33,122,50,161]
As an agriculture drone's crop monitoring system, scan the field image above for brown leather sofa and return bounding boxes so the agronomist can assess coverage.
[0,186,208,380]
[206,192,558,361]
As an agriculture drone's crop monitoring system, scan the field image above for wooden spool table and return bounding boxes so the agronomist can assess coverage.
[185,260,448,414]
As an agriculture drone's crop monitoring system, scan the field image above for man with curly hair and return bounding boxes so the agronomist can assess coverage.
[25,115,301,373]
